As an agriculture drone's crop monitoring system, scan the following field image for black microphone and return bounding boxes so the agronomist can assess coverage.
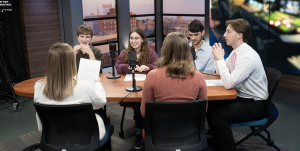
[190,46,197,60]
[107,42,121,79]
[125,51,142,92]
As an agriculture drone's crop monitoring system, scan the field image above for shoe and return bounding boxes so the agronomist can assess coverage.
[135,133,144,149]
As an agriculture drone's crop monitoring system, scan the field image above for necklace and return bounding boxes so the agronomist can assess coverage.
[136,51,140,55]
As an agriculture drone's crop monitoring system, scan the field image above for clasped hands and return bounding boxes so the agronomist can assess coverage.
[128,65,149,72]
[212,43,225,61]
[74,45,93,56]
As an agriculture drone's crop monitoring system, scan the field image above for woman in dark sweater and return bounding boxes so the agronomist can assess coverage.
[115,28,158,149]
[115,28,158,74]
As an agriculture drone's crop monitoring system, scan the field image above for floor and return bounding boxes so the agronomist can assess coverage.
[0,67,299,150]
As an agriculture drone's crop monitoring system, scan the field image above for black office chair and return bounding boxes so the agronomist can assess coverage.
[144,99,208,151]
[230,67,282,151]
[34,103,114,151]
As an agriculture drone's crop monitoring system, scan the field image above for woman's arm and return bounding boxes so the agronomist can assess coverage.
[115,50,132,74]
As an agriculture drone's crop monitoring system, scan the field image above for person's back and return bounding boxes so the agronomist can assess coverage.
[141,32,207,117]
[34,43,107,140]
[142,66,206,103]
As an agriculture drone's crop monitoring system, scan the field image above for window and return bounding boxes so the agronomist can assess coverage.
[82,0,118,67]
[163,0,206,36]
[130,0,156,50]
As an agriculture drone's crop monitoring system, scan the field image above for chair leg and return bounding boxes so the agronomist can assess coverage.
[258,133,281,151]
[235,132,254,146]
[264,129,271,141]
[119,107,126,138]
[100,138,112,151]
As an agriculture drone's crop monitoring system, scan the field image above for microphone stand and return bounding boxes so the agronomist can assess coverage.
[126,62,142,92]
[107,42,121,79]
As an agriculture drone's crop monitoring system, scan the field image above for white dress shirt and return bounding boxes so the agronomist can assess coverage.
[190,40,215,73]
[34,81,107,140]
[214,43,268,101]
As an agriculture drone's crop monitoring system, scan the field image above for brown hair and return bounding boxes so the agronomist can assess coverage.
[157,32,195,78]
[77,25,93,37]
[125,28,151,66]
[188,19,204,33]
[225,18,251,42]
[41,43,78,101]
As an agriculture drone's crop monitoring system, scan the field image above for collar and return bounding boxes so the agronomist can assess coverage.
[189,40,207,52]
[233,43,247,55]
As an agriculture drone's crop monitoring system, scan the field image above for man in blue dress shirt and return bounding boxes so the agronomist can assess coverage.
[188,20,215,73]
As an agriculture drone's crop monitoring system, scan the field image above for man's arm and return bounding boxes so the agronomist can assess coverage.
[216,57,255,89]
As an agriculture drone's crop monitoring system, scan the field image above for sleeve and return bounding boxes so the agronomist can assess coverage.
[196,73,208,111]
[216,56,255,89]
[140,71,155,117]
[90,82,107,110]
[115,50,132,74]
[93,47,104,72]
[214,52,231,75]
[203,52,215,73]
[144,49,159,74]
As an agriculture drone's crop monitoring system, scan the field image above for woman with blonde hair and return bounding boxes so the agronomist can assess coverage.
[140,32,207,117]
[34,43,107,140]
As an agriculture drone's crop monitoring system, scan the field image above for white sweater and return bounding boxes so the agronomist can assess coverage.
[34,80,107,140]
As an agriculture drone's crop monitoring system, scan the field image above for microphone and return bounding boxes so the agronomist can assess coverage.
[125,51,142,92]
[107,42,121,79]
[190,46,197,60]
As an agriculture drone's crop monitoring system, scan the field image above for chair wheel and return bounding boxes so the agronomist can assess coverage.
[119,131,124,138]
[267,139,274,146]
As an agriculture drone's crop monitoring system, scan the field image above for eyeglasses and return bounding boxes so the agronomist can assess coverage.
[130,37,141,41]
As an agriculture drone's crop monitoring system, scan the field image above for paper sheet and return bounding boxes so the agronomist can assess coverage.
[78,58,101,85]
[205,80,224,86]
[124,74,146,81]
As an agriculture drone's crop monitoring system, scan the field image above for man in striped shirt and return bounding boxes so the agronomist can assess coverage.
[207,18,269,151]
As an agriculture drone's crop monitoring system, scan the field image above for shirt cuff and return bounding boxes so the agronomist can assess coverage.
[93,82,105,92]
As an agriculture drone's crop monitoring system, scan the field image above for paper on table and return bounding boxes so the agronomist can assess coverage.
[78,58,101,86]
[205,80,224,86]
[124,74,146,81]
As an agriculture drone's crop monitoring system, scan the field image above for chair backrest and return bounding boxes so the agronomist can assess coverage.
[264,67,282,118]
[34,103,99,151]
[145,99,207,151]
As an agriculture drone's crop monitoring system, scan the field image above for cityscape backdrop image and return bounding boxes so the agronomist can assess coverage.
[83,0,300,74]
[210,0,300,75]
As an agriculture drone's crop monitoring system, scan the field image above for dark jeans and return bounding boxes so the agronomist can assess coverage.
[134,102,143,132]
[206,97,268,151]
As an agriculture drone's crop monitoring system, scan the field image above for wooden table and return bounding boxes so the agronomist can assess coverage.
[13,73,237,101]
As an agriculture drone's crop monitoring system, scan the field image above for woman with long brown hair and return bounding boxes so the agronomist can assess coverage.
[140,32,207,116]
[34,43,107,140]
[115,28,158,74]
[115,28,158,149]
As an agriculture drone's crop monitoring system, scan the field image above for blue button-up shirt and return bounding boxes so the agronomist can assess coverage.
[189,40,215,73]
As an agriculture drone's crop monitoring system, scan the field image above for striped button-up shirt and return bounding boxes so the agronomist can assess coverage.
[214,43,269,101]
[190,40,215,73]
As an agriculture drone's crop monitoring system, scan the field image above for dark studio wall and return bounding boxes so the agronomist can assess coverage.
[0,0,27,92]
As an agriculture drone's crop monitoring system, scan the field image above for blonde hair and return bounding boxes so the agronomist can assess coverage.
[41,43,78,101]
[157,32,195,78]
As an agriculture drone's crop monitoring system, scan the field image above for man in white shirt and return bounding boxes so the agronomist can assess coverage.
[207,18,269,151]
[188,20,215,73]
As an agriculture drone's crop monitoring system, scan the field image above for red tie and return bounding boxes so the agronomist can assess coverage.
[231,51,235,72]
